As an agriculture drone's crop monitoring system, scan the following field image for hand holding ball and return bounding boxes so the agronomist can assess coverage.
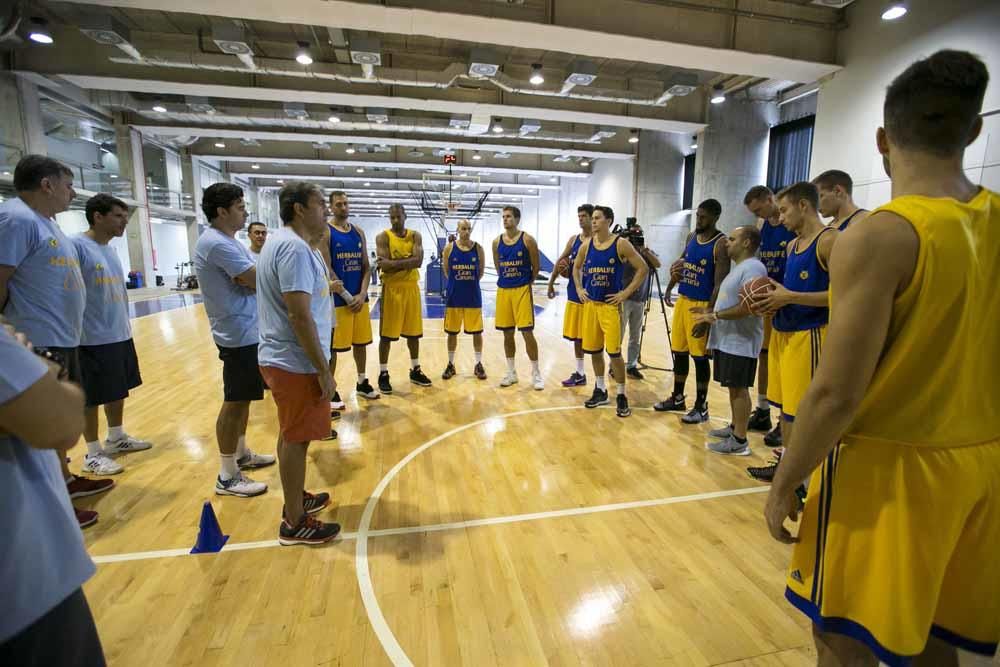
[739,277,775,314]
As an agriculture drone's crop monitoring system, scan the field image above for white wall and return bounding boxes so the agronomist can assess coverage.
[588,159,635,219]
[150,219,190,277]
[811,0,1000,208]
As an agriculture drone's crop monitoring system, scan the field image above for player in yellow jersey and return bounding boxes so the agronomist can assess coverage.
[375,204,432,393]
[765,50,999,665]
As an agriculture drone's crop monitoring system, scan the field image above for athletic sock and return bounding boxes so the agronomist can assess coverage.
[220,454,239,481]
[673,379,685,398]
[236,435,248,459]
[733,435,747,444]
[410,358,419,370]
[86,440,103,456]
[596,376,607,391]
[696,388,708,408]
[575,357,585,375]
[506,358,516,373]
[380,364,388,373]
[617,383,625,396]
[107,425,125,442]
[531,360,540,375]
[358,373,367,383]
[758,394,769,410]
[474,351,483,363]
[448,351,455,364]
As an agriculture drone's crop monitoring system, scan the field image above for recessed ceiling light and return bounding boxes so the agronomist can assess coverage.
[345,144,356,154]
[152,103,167,113]
[251,164,260,170]
[580,160,590,167]
[472,152,482,161]
[328,115,341,123]
[356,167,364,173]
[628,130,639,144]
[710,84,726,104]
[529,63,544,86]
[491,118,504,134]
[214,142,226,148]
[295,41,313,65]
[881,1,908,19]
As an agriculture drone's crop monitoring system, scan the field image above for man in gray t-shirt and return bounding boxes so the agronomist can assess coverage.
[695,226,768,455]
[618,231,661,378]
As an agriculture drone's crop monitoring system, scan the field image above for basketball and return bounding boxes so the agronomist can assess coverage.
[739,276,774,313]
[556,258,571,278]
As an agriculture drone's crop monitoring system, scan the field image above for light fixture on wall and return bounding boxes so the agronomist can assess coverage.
[27,17,54,44]
[295,41,313,65]
[628,130,639,144]
[881,1,908,20]
[529,64,545,86]
[710,85,726,104]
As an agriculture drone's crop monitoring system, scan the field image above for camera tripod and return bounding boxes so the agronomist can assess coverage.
[635,268,674,373]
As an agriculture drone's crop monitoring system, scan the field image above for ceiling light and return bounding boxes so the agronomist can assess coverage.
[472,152,482,161]
[491,118,504,134]
[328,114,341,123]
[364,182,371,186]
[580,159,590,167]
[565,59,598,87]
[710,85,726,104]
[345,144,356,154]
[251,164,260,170]
[277,179,284,184]
[469,47,501,77]
[214,142,226,148]
[152,102,167,113]
[110,174,117,178]
[295,42,313,65]
[2,171,10,176]
[691,143,698,150]
[356,167,365,173]
[549,177,557,182]
[529,64,544,86]
[881,1,908,19]
[27,18,53,44]
[628,130,639,144]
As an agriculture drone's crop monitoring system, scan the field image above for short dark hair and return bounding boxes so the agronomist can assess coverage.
[777,181,819,210]
[85,193,128,226]
[13,154,73,193]
[884,50,989,157]
[201,182,244,221]
[812,169,854,195]
[577,204,594,215]
[737,225,761,253]
[743,185,773,205]
[279,181,323,223]
[594,205,614,221]
[248,221,267,232]
[329,190,347,202]
[697,198,722,219]
[503,206,521,221]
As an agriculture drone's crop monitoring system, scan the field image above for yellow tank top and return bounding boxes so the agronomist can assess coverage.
[845,188,1000,448]
[382,229,418,285]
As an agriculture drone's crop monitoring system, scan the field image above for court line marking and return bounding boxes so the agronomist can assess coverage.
[353,404,763,667]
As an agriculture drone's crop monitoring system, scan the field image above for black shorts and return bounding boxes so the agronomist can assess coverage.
[713,350,758,388]
[0,588,105,667]
[40,346,83,385]
[217,343,265,402]
[79,340,142,407]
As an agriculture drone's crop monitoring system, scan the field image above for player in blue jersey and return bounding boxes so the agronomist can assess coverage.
[547,204,594,387]
[744,185,796,447]
[655,199,731,424]
[812,170,868,231]
[318,192,380,412]
[441,219,487,380]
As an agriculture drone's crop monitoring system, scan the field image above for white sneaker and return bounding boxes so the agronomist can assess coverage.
[103,435,153,456]
[237,449,276,470]
[500,371,519,387]
[82,453,124,475]
[532,371,544,391]
[215,473,267,497]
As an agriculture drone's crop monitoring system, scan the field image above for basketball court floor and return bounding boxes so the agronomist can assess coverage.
[78,282,815,666]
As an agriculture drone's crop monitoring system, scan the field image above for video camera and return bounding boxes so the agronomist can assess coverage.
[612,217,644,248]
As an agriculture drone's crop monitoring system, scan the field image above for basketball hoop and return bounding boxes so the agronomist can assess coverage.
[446,201,461,215]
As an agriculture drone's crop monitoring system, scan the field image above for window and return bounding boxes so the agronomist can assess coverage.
[682,152,696,210]
[766,115,815,191]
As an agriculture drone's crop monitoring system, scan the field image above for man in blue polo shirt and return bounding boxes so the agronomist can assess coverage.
[0,322,105,664]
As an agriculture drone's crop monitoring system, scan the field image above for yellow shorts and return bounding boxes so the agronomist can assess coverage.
[767,327,825,419]
[332,302,373,352]
[786,438,1000,662]
[582,301,622,357]
[379,283,422,340]
[444,307,484,335]
[762,314,773,352]
[495,284,535,331]
[562,300,583,341]
[670,296,710,358]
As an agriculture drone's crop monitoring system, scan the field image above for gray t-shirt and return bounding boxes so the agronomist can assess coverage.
[193,227,258,348]
[708,257,767,359]
[256,227,333,374]
[623,259,651,303]
[72,234,132,346]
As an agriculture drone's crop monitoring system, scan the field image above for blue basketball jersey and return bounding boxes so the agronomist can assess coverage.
[837,208,868,232]
[497,232,532,288]
[678,232,724,301]
[582,236,624,302]
[758,220,796,283]
[446,242,482,308]
[328,223,367,306]
[566,234,584,304]
[773,228,834,332]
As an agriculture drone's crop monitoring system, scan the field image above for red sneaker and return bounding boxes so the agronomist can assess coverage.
[67,474,115,499]
[75,507,99,529]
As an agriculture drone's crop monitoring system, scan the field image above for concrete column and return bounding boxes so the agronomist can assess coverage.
[634,130,692,281]
[587,158,635,218]
[181,152,201,262]
[692,98,777,232]
[117,126,157,281]
[0,73,47,164]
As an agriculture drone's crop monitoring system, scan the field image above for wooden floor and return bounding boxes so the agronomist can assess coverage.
[77,288,816,666]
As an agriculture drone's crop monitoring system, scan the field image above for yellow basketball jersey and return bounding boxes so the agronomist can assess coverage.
[844,187,1000,448]
[382,229,418,286]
